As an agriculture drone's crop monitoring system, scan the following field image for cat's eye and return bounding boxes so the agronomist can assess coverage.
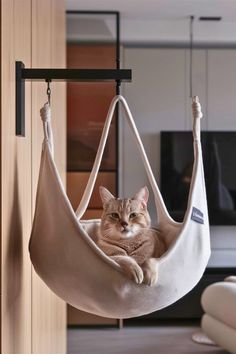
[129,212,138,219]
[110,213,120,219]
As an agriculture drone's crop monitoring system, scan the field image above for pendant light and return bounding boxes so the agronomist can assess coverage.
[189,15,194,98]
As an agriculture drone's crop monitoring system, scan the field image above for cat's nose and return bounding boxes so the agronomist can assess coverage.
[121,221,128,228]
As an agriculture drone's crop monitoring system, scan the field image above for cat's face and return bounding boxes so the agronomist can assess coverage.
[99,186,151,240]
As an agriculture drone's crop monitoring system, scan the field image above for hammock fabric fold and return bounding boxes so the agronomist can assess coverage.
[29,95,210,319]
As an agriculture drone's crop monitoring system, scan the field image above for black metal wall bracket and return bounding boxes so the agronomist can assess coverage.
[15,61,132,137]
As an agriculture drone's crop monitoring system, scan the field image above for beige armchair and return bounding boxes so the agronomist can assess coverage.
[201,276,236,354]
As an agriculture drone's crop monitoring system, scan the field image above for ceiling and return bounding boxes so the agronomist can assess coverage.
[66,0,236,22]
[66,1,236,44]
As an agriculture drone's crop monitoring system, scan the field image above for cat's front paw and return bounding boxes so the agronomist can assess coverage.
[142,259,158,286]
[143,268,158,286]
[127,262,144,284]
[112,256,144,284]
[120,258,144,284]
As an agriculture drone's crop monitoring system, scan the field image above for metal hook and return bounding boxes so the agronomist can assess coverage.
[46,79,51,105]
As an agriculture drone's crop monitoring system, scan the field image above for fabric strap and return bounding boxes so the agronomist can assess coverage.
[40,102,54,158]
[192,96,203,141]
[40,95,203,222]
[75,95,170,221]
[75,95,202,221]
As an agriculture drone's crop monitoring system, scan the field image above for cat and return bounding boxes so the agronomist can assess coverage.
[97,186,166,286]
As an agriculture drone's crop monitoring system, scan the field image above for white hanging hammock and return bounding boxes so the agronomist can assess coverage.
[29,95,210,319]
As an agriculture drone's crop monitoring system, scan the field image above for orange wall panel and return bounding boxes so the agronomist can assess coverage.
[67,172,116,210]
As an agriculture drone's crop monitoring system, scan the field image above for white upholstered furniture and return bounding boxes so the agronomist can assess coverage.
[201,276,236,354]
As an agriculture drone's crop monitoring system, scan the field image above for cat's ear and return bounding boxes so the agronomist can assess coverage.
[99,186,115,205]
[134,186,149,205]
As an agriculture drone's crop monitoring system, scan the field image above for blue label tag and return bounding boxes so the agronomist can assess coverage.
[191,207,204,224]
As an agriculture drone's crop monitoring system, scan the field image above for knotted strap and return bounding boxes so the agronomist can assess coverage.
[40,102,54,157]
[192,96,203,141]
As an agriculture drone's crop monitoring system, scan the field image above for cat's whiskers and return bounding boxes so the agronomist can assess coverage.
[130,225,140,235]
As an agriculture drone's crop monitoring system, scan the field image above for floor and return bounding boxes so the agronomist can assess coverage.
[67,325,228,354]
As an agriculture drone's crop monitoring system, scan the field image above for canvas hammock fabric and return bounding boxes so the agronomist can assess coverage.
[29,95,211,319]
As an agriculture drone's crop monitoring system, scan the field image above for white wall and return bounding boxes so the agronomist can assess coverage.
[121,47,236,267]
[66,14,236,46]
[121,20,236,46]
[121,48,188,211]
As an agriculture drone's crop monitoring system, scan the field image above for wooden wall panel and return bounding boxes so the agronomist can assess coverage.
[51,0,67,184]
[31,0,66,354]
[31,0,54,350]
[1,0,66,353]
[1,0,32,354]
[66,43,118,327]
[46,0,66,353]
[67,172,116,210]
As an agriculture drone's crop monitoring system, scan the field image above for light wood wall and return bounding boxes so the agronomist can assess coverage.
[1,1,66,354]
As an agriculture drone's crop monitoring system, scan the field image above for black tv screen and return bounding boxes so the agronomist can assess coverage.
[161,131,236,225]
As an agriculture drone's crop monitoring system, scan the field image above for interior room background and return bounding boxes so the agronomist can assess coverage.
[66,12,236,326]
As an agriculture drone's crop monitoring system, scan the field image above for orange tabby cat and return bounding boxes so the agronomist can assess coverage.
[98,186,166,286]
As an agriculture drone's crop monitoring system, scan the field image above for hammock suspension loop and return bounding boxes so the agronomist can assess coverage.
[46,79,51,105]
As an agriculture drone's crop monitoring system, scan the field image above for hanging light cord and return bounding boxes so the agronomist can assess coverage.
[190,15,194,98]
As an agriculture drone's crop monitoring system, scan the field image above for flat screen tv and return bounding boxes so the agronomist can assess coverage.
[161,131,236,225]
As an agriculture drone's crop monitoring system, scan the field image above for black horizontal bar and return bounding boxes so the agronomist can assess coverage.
[21,68,131,82]
[199,16,222,21]
[16,61,132,137]
[67,10,119,15]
